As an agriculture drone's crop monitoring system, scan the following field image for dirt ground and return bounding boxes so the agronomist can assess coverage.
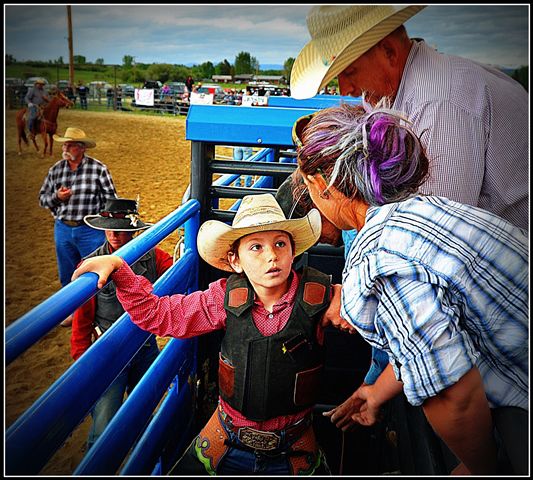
[4,107,225,474]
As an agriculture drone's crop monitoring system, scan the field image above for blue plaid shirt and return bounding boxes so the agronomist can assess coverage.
[39,155,117,222]
[342,196,528,409]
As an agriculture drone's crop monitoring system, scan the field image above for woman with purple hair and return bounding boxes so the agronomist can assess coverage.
[293,100,528,475]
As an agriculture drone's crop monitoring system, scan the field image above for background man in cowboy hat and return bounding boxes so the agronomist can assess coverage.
[72,193,355,475]
[39,127,117,326]
[24,78,50,140]
[291,5,528,230]
[71,197,173,451]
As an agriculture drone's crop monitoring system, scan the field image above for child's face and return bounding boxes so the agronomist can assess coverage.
[228,230,295,293]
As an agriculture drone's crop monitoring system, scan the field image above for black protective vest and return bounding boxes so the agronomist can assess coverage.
[219,266,331,421]
[85,243,158,333]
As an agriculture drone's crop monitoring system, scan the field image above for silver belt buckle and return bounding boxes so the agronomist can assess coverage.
[238,427,280,451]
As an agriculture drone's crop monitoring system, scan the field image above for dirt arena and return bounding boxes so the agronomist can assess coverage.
[5,106,227,474]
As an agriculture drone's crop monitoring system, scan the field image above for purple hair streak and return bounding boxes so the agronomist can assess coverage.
[297,98,429,206]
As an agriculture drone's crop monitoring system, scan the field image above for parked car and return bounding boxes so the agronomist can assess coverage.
[143,80,162,90]
[6,77,24,87]
[119,84,135,97]
[197,84,226,103]
[167,82,186,95]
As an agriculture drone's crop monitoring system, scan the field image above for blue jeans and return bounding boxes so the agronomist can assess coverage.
[87,339,159,449]
[233,147,253,187]
[54,219,106,287]
[27,105,39,132]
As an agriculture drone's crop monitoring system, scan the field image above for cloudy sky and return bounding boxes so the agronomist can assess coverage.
[4,4,529,69]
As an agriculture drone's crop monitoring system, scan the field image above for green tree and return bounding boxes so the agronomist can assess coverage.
[196,61,215,80]
[283,57,295,83]
[6,54,16,65]
[122,55,134,68]
[73,55,86,64]
[215,59,232,76]
[146,63,174,83]
[234,51,258,74]
[95,58,104,65]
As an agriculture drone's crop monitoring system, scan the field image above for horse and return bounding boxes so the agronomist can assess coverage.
[16,91,74,157]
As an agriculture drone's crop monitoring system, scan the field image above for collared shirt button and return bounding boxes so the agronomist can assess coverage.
[268,313,274,319]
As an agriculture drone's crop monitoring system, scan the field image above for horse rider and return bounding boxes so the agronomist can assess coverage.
[24,78,50,140]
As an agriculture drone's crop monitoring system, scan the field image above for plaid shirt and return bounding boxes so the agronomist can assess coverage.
[342,196,528,409]
[39,155,117,222]
[395,41,528,229]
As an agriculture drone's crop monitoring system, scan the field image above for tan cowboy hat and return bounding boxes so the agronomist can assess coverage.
[34,78,46,85]
[197,193,322,272]
[53,127,96,148]
[290,5,426,99]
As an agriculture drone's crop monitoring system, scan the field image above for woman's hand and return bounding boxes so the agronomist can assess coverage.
[321,284,357,333]
[71,255,124,288]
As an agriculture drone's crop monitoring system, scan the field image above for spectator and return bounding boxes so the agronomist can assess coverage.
[71,193,347,475]
[77,81,88,110]
[71,197,173,450]
[115,86,123,110]
[294,101,528,475]
[106,87,114,109]
[290,5,528,229]
[160,83,171,101]
[233,146,254,187]
[38,127,117,326]
[185,75,194,95]
[24,78,50,140]
[65,82,76,107]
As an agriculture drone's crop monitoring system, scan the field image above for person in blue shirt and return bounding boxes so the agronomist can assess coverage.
[293,99,528,475]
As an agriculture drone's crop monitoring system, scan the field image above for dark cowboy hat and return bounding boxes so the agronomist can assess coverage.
[83,198,153,232]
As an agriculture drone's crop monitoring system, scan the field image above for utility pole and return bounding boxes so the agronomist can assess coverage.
[67,6,74,86]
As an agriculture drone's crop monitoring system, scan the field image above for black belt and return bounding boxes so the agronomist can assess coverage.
[219,408,312,451]
[61,219,85,227]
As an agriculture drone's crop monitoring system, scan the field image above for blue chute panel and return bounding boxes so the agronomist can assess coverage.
[267,94,362,109]
[186,105,316,146]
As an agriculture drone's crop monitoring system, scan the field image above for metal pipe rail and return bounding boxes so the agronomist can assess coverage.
[6,200,201,475]
[5,199,200,365]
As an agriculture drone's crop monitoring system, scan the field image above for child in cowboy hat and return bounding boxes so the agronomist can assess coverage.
[71,197,173,450]
[72,193,353,475]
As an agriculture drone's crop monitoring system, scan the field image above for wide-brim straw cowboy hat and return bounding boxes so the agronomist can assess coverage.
[84,197,153,232]
[290,5,426,99]
[34,78,46,85]
[197,193,322,272]
[53,127,96,148]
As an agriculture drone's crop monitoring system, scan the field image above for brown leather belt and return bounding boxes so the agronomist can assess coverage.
[219,408,312,451]
[61,219,85,227]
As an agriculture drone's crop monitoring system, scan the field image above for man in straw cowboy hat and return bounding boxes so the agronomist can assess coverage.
[72,193,355,475]
[24,78,50,140]
[70,197,173,451]
[39,127,117,326]
[291,5,528,230]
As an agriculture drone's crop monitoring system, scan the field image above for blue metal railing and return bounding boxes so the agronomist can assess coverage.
[6,200,201,475]
[6,200,200,365]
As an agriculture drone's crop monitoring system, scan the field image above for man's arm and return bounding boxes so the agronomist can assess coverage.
[422,366,498,475]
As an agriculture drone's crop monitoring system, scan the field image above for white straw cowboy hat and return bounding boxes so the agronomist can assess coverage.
[53,127,96,148]
[197,193,322,272]
[84,197,153,232]
[291,5,426,99]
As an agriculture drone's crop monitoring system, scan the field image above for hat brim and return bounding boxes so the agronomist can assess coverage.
[290,6,425,99]
[197,209,322,272]
[83,215,152,232]
[53,135,96,148]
